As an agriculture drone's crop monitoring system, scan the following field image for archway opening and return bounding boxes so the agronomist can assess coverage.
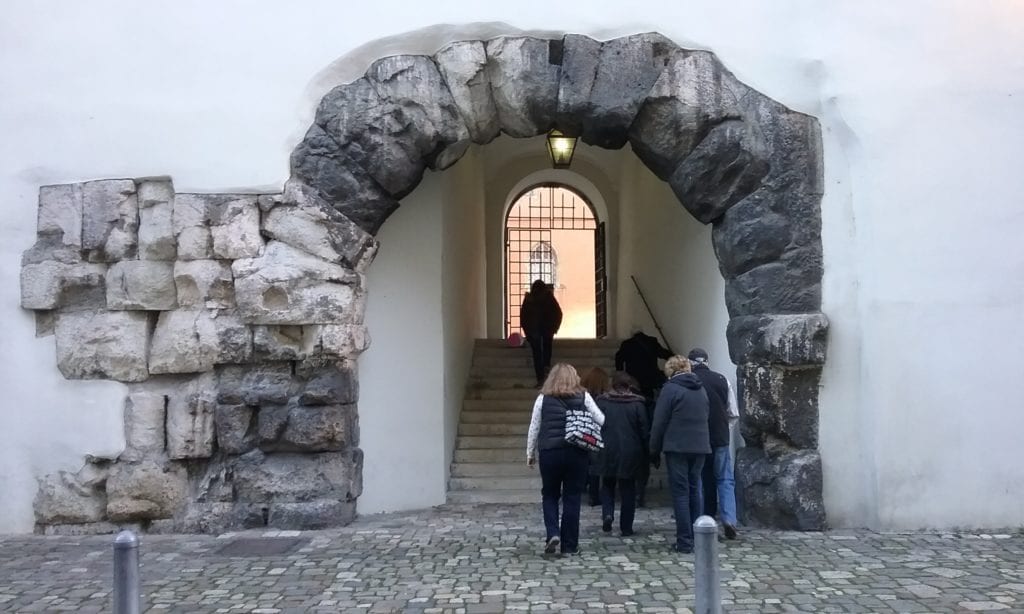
[504,183,604,339]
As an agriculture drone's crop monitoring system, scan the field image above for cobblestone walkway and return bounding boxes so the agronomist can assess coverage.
[1,503,1023,613]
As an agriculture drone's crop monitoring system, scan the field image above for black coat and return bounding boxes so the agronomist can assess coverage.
[595,391,650,479]
[692,364,731,448]
[615,333,672,398]
[520,289,563,337]
[649,373,711,456]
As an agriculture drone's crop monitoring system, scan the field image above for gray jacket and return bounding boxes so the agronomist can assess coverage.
[649,373,711,456]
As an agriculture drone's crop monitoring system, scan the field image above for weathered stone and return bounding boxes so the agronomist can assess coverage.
[267,499,357,530]
[261,183,379,271]
[485,36,561,137]
[232,241,363,325]
[712,188,793,276]
[727,314,829,366]
[137,179,177,260]
[738,364,821,449]
[37,183,83,247]
[289,123,400,235]
[258,403,351,453]
[81,179,138,261]
[217,363,297,406]
[630,50,742,179]
[20,234,83,266]
[317,324,371,358]
[172,193,212,260]
[173,259,235,308]
[435,40,500,144]
[106,459,188,521]
[298,366,358,406]
[559,33,678,149]
[20,261,106,311]
[252,325,312,361]
[736,446,825,530]
[35,310,56,337]
[148,310,251,374]
[230,450,360,502]
[166,375,217,459]
[55,311,150,382]
[214,403,257,454]
[208,195,263,259]
[122,392,166,461]
[34,465,108,525]
[105,260,177,310]
[743,94,824,196]
[725,247,823,316]
[669,119,770,224]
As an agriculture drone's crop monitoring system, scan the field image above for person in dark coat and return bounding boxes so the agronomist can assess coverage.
[649,355,710,553]
[595,372,650,536]
[520,280,563,386]
[689,348,740,540]
[526,363,605,556]
[580,367,611,507]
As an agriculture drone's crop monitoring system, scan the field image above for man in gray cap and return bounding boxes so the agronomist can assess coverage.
[688,348,739,539]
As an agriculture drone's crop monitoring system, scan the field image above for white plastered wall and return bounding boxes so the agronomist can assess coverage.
[1,1,1023,531]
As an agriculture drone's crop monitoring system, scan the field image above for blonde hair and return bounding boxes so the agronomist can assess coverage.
[663,355,691,378]
[580,367,610,398]
[541,363,584,397]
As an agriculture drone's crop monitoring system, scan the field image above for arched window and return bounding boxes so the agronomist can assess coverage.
[528,241,557,288]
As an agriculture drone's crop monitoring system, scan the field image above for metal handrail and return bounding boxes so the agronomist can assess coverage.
[630,275,674,354]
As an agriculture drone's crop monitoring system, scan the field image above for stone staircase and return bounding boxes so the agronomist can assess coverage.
[447,338,621,504]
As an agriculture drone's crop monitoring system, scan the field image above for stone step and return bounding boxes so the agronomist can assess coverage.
[458,422,529,436]
[449,462,536,478]
[463,399,535,411]
[448,476,541,491]
[446,489,537,504]
[472,355,616,369]
[460,409,533,422]
[473,349,619,361]
[467,376,551,389]
[470,364,615,377]
[453,448,523,463]
[456,436,523,449]
[465,388,544,401]
[475,338,621,349]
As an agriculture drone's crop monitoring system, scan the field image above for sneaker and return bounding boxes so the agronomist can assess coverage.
[723,524,738,540]
[544,536,560,554]
[602,516,613,533]
[672,544,693,554]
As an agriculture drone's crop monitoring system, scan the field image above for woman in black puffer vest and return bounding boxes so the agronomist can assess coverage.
[526,363,605,555]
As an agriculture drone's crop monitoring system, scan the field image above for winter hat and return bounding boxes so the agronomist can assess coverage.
[687,348,709,365]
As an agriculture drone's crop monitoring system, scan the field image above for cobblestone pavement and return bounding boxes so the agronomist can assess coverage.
[1,503,1023,613]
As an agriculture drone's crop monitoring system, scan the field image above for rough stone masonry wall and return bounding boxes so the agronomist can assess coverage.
[22,32,829,533]
[24,180,377,533]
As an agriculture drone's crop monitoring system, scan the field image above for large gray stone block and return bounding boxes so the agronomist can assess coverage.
[230,450,360,503]
[711,188,794,276]
[724,246,823,316]
[81,179,138,262]
[727,314,829,366]
[232,241,363,325]
[743,94,824,196]
[257,403,352,453]
[174,259,235,309]
[21,261,107,311]
[148,310,252,374]
[106,260,177,310]
[435,40,500,144]
[485,36,561,137]
[172,194,213,260]
[738,364,821,449]
[297,365,358,406]
[34,464,108,525]
[736,446,825,530]
[215,403,257,455]
[166,375,217,459]
[137,179,177,260]
[217,363,297,406]
[37,183,83,247]
[106,459,188,521]
[208,195,263,259]
[267,499,356,530]
[55,311,150,382]
[122,392,166,461]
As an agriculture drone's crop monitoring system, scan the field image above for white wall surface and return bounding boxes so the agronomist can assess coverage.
[2,0,1023,530]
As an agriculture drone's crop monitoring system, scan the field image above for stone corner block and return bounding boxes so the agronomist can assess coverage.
[106,459,188,521]
[106,260,177,310]
[727,313,829,366]
[55,311,150,382]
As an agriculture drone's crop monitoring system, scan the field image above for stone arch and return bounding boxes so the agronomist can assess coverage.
[21,32,829,533]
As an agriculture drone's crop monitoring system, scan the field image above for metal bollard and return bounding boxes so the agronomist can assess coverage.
[693,515,721,614]
[113,530,140,614]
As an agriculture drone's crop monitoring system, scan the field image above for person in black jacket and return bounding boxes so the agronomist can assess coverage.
[520,280,563,386]
[689,348,740,540]
[649,355,710,553]
[595,372,650,536]
[526,363,605,555]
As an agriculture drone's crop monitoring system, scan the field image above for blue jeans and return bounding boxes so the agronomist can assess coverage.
[600,477,637,533]
[539,446,589,553]
[665,452,705,551]
[705,446,737,525]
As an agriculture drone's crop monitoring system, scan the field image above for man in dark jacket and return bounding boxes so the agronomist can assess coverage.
[520,280,563,386]
[649,356,710,553]
[689,348,739,540]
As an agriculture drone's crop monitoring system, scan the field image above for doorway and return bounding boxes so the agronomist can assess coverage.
[504,183,607,339]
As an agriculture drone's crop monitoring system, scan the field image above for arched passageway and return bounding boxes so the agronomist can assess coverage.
[21,31,829,532]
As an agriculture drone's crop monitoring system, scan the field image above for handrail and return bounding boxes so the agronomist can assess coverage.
[630,275,675,355]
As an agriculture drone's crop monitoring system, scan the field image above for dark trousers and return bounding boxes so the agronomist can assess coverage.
[636,398,656,505]
[587,474,601,505]
[539,446,589,553]
[701,453,718,518]
[600,477,637,533]
[665,452,705,551]
[527,333,554,382]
